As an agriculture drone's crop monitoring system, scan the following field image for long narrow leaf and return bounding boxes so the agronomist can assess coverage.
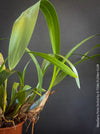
[8,1,40,70]
[16,71,23,87]
[26,48,43,93]
[11,82,19,100]
[75,54,100,66]
[81,44,100,59]
[54,34,100,86]
[40,0,60,54]
[66,34,100,58]
[28,52,77,78]
[22,60,31,87]
[8,82,19,110]
[9,85,32,109]
[56,54,80,88]
[53,54,100,87]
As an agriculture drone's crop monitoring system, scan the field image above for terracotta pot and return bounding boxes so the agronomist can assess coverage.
[0,121,24,134]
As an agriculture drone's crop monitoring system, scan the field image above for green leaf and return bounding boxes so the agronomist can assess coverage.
[19,88,39,112]
[48,65,57,90]
[75,54,100,66]
[17,71,23,87]
[54,34,100,86]
[66,34,100,58]
[40,0,60,54]
[22,60,31,87]
[16,61,30,90]
[23,87,46,112]
[9,85,32,109]
[25,88,41,105]
[81,44,100,59]
[56,54,80,88]
[17,85,32,104]
[53,54,100,87]
[11,82,19,100]
[8,1,40,70]
[8,82,19,110]
[0,69,15,85]
[29,52,77,78]
[26,48,43,93]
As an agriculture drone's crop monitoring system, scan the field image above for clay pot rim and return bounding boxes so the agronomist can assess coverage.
[0,121,24,131]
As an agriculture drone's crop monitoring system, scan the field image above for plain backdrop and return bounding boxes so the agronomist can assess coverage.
[0,0,100,134]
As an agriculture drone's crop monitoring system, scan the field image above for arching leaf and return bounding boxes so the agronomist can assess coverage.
[28,51,77,78]
[66,34,100,58]
[40,0,60,54]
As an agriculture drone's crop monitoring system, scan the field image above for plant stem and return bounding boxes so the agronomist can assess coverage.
[48,66,57,91]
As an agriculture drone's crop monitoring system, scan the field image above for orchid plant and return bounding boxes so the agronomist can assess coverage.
[0,0,100,129]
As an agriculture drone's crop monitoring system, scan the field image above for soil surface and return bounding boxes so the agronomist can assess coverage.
[0,117,24,128]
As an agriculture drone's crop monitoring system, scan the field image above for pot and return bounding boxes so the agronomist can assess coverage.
[0,121,24,134]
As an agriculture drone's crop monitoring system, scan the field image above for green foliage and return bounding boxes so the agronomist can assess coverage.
[0,69,15,85]
[17,85,32,104]
[65,34,100,59]
[40,0,60,54]
[29,51,77,78]
[75,54,100,65]
[17,60,30,88]
[22,61,30,86]
[26,48,43,93]
[0,0,99,123]
[81,44,100,59]
[53,35,100,87]
[11,82,19,103]
[8,1,40,70]
[56,54,80,89]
